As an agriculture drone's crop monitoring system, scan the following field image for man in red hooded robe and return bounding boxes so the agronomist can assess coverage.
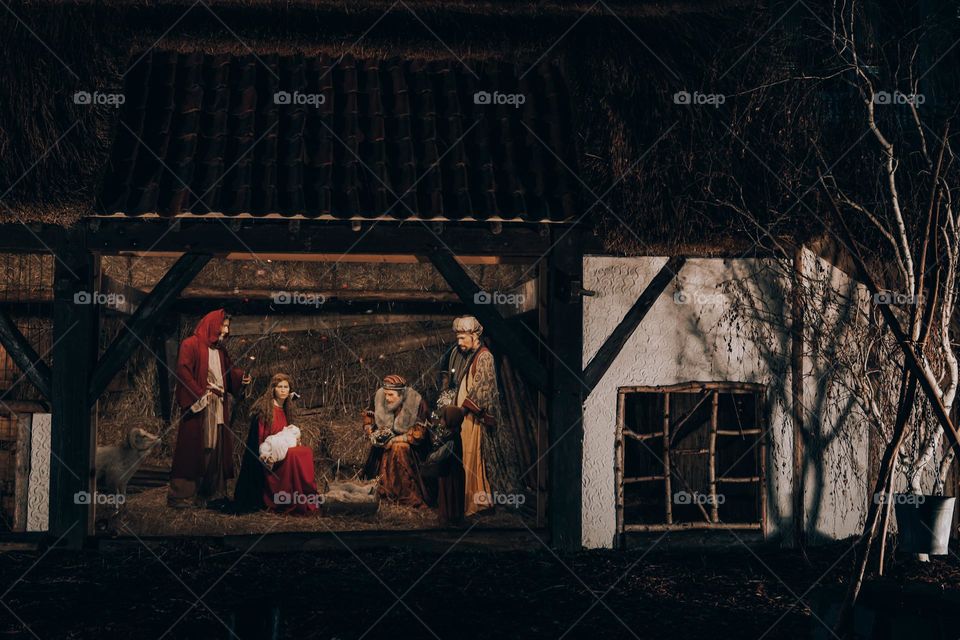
[167,309,251,508]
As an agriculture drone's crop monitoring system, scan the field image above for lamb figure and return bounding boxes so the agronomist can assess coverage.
[259,424,301,468]
[95,427,161,497]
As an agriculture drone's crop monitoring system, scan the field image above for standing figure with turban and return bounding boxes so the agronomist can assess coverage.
[362,375,430,508]
[444,316,523,516]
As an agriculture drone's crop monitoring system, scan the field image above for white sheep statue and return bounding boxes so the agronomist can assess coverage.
[95,427,161,498]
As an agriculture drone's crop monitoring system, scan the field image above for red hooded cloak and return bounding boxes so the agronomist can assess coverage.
[169,309,244,482]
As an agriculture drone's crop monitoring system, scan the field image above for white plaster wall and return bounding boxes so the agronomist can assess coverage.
[581,253,868,548]
[798,251,870,541]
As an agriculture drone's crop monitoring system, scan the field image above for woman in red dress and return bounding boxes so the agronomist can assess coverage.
[233,373,319,514]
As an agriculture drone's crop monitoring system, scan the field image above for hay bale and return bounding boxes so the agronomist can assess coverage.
[320,415,369,470]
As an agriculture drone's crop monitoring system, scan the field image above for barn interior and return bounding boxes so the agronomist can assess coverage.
[0,248,547,536]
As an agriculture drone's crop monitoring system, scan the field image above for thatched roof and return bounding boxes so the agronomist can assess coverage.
[0,0,772,250]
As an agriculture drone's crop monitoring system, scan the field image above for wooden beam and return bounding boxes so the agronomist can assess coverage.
[49,238,99,548]
[179,287,458,303]
[615,390,626,547]
[427,248,547,392]
[119,251,528,265]
[545,226,585,550]
[0,286,501,309]
[619,382,765,394]
[0,400,50,415]
[228,313,451,336]
[0,219,554,256]
[716,428,762,436]
[13,413,32,532]
[0,308,52,400]
[709,390,719,523]
[88,252,212,407]
[623,475,666,483]
[582,256,686,392]
[663,393,673,525]
[623,429,664,441]
[625,522,762,532]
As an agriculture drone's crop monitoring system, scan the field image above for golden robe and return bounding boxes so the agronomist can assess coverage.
[458,348,495,516]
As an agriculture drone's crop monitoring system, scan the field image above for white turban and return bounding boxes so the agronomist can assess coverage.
[452,315,483,335]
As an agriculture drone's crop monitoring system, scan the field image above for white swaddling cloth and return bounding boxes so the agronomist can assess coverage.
[259,424,301,466]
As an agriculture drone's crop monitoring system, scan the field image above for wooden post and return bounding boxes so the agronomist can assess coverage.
[615,389,626,547]
[759,393,768,533]
[709,390,719,523]
[663,392,672,525]
[152,319,179,423]
[13,412,32,531]
[546,226,585,550]
[50,236,99,548]
[536,262,549,529]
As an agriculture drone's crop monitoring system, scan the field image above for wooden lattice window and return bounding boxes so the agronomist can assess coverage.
[616,383,767,533]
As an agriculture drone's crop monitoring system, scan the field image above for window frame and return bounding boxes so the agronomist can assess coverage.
[615,382,768,534]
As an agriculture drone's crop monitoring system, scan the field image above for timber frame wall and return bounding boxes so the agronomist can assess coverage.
[0,218,587,549]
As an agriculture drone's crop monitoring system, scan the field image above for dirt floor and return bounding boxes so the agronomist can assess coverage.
[1,535,959,639]
[106,486,532,535]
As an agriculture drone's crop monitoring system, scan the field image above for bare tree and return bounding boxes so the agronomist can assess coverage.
[702,2,960,633]
[824,1,960,510]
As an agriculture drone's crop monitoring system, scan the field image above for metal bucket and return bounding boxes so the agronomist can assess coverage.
[894,495,956,555]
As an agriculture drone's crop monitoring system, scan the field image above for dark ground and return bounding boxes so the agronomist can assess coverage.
[0,535,959,639]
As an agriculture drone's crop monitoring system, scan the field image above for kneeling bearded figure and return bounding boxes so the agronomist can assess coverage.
[362,375,430,508]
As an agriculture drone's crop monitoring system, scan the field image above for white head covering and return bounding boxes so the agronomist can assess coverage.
[452,315,483,335]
